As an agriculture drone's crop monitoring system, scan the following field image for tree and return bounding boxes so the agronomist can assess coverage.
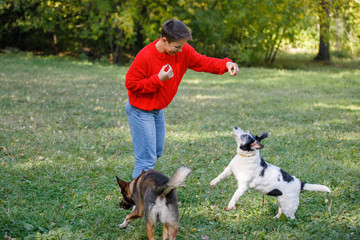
[1,0,359,65]
[332,0,360,57]
[315,0,331,61]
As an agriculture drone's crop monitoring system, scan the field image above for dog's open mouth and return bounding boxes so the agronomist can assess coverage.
[251,141,264,149]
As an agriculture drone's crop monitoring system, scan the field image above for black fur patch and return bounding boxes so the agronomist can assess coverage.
[280,169,294,182]
[267,189,283,196]
[260,158,268,168]
[255,132,268,142]
[260,157,268,177]
[239,135,255,151]
[301,181,306,191]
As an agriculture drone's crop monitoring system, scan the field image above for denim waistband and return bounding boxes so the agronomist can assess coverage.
[127,100,161,114]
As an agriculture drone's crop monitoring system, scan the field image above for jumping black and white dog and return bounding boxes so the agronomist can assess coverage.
[210,127,331,219]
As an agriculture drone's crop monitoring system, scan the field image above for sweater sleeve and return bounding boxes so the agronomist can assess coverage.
[187,44,232,74]
[125,54,164,93]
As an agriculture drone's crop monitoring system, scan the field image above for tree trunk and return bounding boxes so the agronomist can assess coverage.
[113,44,123,65]
[133,6,147,53]
[315,0,331,61]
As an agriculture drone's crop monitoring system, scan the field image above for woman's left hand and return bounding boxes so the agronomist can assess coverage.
[226,62,239,76]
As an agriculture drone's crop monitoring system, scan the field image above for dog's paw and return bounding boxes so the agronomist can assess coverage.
[227,202,236,211]
[119,223,127,229]
[119,220,130,229]
[210,179,218,186]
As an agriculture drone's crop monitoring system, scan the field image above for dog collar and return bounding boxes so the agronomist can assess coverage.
[239,153,256,157]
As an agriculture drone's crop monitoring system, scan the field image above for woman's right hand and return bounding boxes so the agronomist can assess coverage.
[158,64,174,82]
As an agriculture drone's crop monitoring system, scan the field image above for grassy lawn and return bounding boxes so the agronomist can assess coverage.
[0,53,359,239]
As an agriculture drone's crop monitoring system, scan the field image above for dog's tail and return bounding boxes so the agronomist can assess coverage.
[302,182,331,193]
[160,166,192,196]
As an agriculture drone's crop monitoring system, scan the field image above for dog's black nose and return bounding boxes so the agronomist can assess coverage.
[234,127,238,129]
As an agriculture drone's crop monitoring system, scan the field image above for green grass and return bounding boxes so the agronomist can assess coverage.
[0,52,359,239]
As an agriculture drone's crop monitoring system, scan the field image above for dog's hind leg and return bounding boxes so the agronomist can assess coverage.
[277,195,298,219]
[166,224,178,240]
[210,166,232,186]
[145,221,156,240]
[162,224,169,239]
[161,204,179,240]
[162,223,178,240]
[273,205,283,219]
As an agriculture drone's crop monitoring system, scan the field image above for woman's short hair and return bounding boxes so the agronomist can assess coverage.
[161,19,193,43]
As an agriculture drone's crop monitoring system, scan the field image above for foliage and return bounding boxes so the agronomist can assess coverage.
[331,0,360,56]
[0,53,359,239]
[228,0,311,64]
[0,0,359,63]
[0,0,138,62]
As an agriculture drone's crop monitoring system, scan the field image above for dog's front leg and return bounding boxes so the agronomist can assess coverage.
[119,218,130,229]
[227,185,248,210]
[119,207,143,229]
[210,166,232,186]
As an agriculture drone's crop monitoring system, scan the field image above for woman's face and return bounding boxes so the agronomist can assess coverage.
[163,38,187,55]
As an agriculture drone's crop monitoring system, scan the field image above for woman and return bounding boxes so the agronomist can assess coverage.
[125,19,239,178]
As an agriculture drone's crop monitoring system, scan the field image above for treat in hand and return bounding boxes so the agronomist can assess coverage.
[158,64,174,81]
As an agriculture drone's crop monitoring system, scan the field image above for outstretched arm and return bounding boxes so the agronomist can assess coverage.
[226,61,239,76]
[187,44,235,75]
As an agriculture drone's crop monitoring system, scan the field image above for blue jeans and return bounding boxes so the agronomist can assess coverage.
[125,100,165,179]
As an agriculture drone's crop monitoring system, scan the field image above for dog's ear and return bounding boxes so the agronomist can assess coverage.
[255,132,268,142]
[116,176,127,190]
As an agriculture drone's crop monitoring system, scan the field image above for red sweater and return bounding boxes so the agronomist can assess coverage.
[125,39,232,111]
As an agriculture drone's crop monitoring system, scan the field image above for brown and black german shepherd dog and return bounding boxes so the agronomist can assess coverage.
[116,166,191,240]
